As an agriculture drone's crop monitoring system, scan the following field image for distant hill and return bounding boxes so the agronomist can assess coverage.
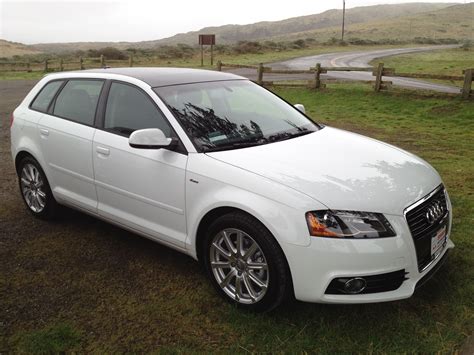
[152,2,461,45]
[270,3,473,43]
[5,2,471,56]
[0,39,42,58]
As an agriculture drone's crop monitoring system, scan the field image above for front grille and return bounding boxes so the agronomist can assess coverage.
[405,185,449,272]
[325,269,408,295]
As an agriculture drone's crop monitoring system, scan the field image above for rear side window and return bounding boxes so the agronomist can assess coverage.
[30,80,64,112]
[53,79,104,125]
[104,82,171,137]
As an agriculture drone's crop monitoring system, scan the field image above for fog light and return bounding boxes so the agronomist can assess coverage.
[344,277,367,294]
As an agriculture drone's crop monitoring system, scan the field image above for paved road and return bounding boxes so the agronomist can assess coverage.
[228,45,461,93]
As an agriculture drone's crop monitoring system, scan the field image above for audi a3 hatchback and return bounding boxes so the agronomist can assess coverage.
[10,68,454,311]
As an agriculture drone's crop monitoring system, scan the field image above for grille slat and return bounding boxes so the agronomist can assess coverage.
[405,185,449,272]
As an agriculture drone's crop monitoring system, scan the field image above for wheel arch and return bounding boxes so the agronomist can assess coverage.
[194,205,296,299]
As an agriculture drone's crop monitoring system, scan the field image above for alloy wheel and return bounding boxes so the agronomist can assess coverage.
[210,228,269,304]
[20,163,46,213]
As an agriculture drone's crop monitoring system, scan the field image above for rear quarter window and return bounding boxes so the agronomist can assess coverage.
[30,80,64,112]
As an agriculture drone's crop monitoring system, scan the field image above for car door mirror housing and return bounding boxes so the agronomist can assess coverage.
[129,128,175,149]
[294,104,306,114]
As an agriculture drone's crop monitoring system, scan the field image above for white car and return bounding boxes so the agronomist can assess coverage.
[10,68,454,312]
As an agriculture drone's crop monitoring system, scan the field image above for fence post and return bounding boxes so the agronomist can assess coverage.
[59,58,64,72]
[43,59,49,72]
[26,60,31,72]
[128,54,133,67]
[100,55,105,68]
[217,60,222,71]
[257,63,264,85]
[462,68,472,99]
[79,57,84,70]
[315,63,322,89]
[374,62,384,92]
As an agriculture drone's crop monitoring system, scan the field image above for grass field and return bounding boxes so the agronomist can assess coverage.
[371,47,473,86]
[1,82,473,352]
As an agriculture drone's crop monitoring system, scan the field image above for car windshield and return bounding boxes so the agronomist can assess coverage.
[154,80,320,152]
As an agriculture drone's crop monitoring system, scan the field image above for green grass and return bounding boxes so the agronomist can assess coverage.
[1,85,473,352]
[14,323,81,353]
[371,47,473,86]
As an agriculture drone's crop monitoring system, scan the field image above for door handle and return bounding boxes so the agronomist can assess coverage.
[96,146,110,156]
[39,128,49,136]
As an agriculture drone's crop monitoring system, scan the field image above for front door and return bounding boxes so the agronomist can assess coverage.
[92,81,188,248]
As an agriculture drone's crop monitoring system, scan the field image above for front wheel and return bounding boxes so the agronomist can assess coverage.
[203,212,292,312]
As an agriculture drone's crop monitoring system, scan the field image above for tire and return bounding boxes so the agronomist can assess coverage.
[17,156,58,220]
[202,211,292,312]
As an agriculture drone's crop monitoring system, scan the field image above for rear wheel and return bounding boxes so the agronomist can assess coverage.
[203,212,292,312]
[17,156,58,220]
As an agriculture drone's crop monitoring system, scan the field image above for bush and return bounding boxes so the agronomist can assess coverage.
[233,41,263,54]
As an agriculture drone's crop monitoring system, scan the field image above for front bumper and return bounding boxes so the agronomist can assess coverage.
[282,214,454,303]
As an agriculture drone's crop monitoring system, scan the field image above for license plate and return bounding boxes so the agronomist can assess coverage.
[431,226,447,257]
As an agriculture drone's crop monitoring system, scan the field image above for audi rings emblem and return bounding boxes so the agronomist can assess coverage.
[425,201,445,224]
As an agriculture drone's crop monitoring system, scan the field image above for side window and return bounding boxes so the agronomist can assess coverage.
[30,80,64,112]
[104,82,171,137]
[53,79,104,125]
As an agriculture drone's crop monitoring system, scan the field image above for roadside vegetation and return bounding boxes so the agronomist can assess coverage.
[0,39,463,81]
[1,83,472,352]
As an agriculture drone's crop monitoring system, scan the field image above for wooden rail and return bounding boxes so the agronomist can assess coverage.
[217,60,472,99]
[0,54,136,73]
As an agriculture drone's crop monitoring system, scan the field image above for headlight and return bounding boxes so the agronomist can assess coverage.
[305,210,396,238]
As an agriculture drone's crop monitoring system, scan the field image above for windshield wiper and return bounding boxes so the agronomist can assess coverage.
[203,140,266,152]
[268,129,314,142]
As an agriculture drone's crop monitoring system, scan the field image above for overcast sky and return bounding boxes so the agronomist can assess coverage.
[0,0,467,44]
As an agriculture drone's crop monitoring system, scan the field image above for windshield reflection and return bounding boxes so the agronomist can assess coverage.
[155,81,318,152]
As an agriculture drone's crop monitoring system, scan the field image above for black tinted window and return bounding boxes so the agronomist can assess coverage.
[53,80,104,125]
[105,82,170,137]
[30,80,64,112]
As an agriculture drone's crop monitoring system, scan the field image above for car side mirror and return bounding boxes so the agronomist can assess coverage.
[129,128,175,149]
[294,104,306,114]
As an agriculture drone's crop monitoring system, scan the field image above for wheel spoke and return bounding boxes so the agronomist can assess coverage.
[20,177,30,185]
[28,165,35,182]
[211,261,231,269]
[243,242,258,260]
[242,274,257,301]
[247,262,267,271]
[219,269,236,288]
[248,271,267,289]
[23,167,32,181]
[235,276,243,301]
[37,190,46,199]
[212,242,232,260]
[24,190,33,205]
[236,230,244,256]
[36,193,45,208]
[222,230,236,255]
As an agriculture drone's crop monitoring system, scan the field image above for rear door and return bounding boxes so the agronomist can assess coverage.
[38,79,104,212]
[92,81,188,248]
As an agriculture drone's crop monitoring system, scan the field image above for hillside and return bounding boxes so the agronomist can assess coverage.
[153,3,458,45]
[11,2,472,55]
[0,39,42,58]
[272,3,473,43]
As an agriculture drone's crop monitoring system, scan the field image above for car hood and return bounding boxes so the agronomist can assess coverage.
[206,127,441,215]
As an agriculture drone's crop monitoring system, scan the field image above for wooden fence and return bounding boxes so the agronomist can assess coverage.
[217,61,473,99]
[0,54,135,72]
[1,55,472,99]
